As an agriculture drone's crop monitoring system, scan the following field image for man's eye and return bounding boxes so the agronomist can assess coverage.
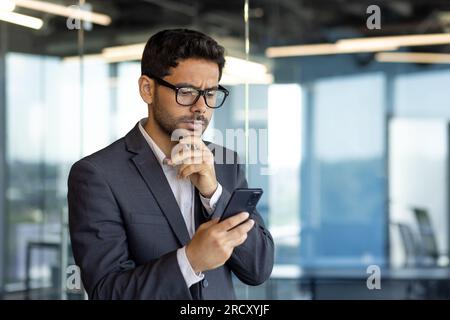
[206,90,217,97]
[179,88,196,95]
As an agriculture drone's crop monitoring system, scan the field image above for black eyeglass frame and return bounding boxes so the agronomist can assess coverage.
[145,74,229,109]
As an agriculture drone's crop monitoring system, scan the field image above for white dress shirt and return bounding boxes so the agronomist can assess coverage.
[138,118,222,288]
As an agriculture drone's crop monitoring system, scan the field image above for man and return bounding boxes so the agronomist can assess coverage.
[68,29,274,300]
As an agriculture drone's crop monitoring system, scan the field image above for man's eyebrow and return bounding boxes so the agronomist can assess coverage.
[174,82,219,90]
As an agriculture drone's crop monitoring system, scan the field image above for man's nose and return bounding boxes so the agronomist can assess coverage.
[190,95,208,114]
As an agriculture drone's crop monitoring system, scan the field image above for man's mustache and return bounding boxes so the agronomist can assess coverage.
[177,115,208,125]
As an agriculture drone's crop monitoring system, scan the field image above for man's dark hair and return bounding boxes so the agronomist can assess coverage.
[141,29,226,80]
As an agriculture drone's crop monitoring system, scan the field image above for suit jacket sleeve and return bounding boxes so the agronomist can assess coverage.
[68,159,192,299]
[210,154,275,286]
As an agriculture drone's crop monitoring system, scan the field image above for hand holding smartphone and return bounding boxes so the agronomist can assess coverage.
[220,188,263,222]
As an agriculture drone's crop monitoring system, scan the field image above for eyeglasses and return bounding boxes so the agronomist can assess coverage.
[146,74,229,109]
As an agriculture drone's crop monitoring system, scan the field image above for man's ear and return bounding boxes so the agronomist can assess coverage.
[138,75,155,105]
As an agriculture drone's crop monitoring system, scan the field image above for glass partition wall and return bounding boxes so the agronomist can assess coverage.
[2,0,450,300]
[0,0,254,300]
[252,0,450,300]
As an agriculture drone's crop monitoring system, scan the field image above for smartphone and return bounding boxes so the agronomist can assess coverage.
[220,188,263,222]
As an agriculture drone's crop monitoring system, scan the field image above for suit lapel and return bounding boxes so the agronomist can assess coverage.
[126,123,191,247]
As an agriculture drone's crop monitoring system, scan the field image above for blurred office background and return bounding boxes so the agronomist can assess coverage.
[1,0,450,299]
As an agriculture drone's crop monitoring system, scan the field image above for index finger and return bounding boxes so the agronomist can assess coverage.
[178,136,205,150]
[217,211,250,231]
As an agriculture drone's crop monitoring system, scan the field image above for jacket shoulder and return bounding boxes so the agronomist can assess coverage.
[70,137,127,174]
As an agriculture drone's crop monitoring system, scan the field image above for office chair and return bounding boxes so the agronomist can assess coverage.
[412,207,440,265]
[396,223,421,267]
[394,222,435,298]
[396,209,450,299]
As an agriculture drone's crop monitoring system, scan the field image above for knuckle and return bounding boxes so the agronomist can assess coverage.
[210,231,220,241]
[214,238,224,247]
[223,220,233,229]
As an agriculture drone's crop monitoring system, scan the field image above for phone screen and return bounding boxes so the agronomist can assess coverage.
[220,188,263,221]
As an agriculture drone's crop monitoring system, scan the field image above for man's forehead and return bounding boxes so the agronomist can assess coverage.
[171,59,218,75]
[167,59,220,86]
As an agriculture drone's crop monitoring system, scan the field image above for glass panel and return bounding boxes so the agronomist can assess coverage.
[247,0,450,300]
[1,0,249,300]
[5,53,72,297]
[389,119,449,268]
[303,73,386,268]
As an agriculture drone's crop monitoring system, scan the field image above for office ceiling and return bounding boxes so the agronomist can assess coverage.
[3,0,450,57]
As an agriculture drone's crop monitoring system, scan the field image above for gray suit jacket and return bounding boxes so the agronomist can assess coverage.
[67,122,274,299]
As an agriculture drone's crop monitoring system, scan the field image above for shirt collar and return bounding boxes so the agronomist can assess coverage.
[138,118,170,170]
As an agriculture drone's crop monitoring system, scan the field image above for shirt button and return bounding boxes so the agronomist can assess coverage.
[202,279,209,288]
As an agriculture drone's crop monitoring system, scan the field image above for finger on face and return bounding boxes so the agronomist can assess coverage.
[178,136,205,150]
[170,150,204,165]
[178,163,203,179]
[177,159,205,174]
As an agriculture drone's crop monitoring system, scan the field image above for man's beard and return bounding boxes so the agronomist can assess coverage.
[152,98,209,137]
